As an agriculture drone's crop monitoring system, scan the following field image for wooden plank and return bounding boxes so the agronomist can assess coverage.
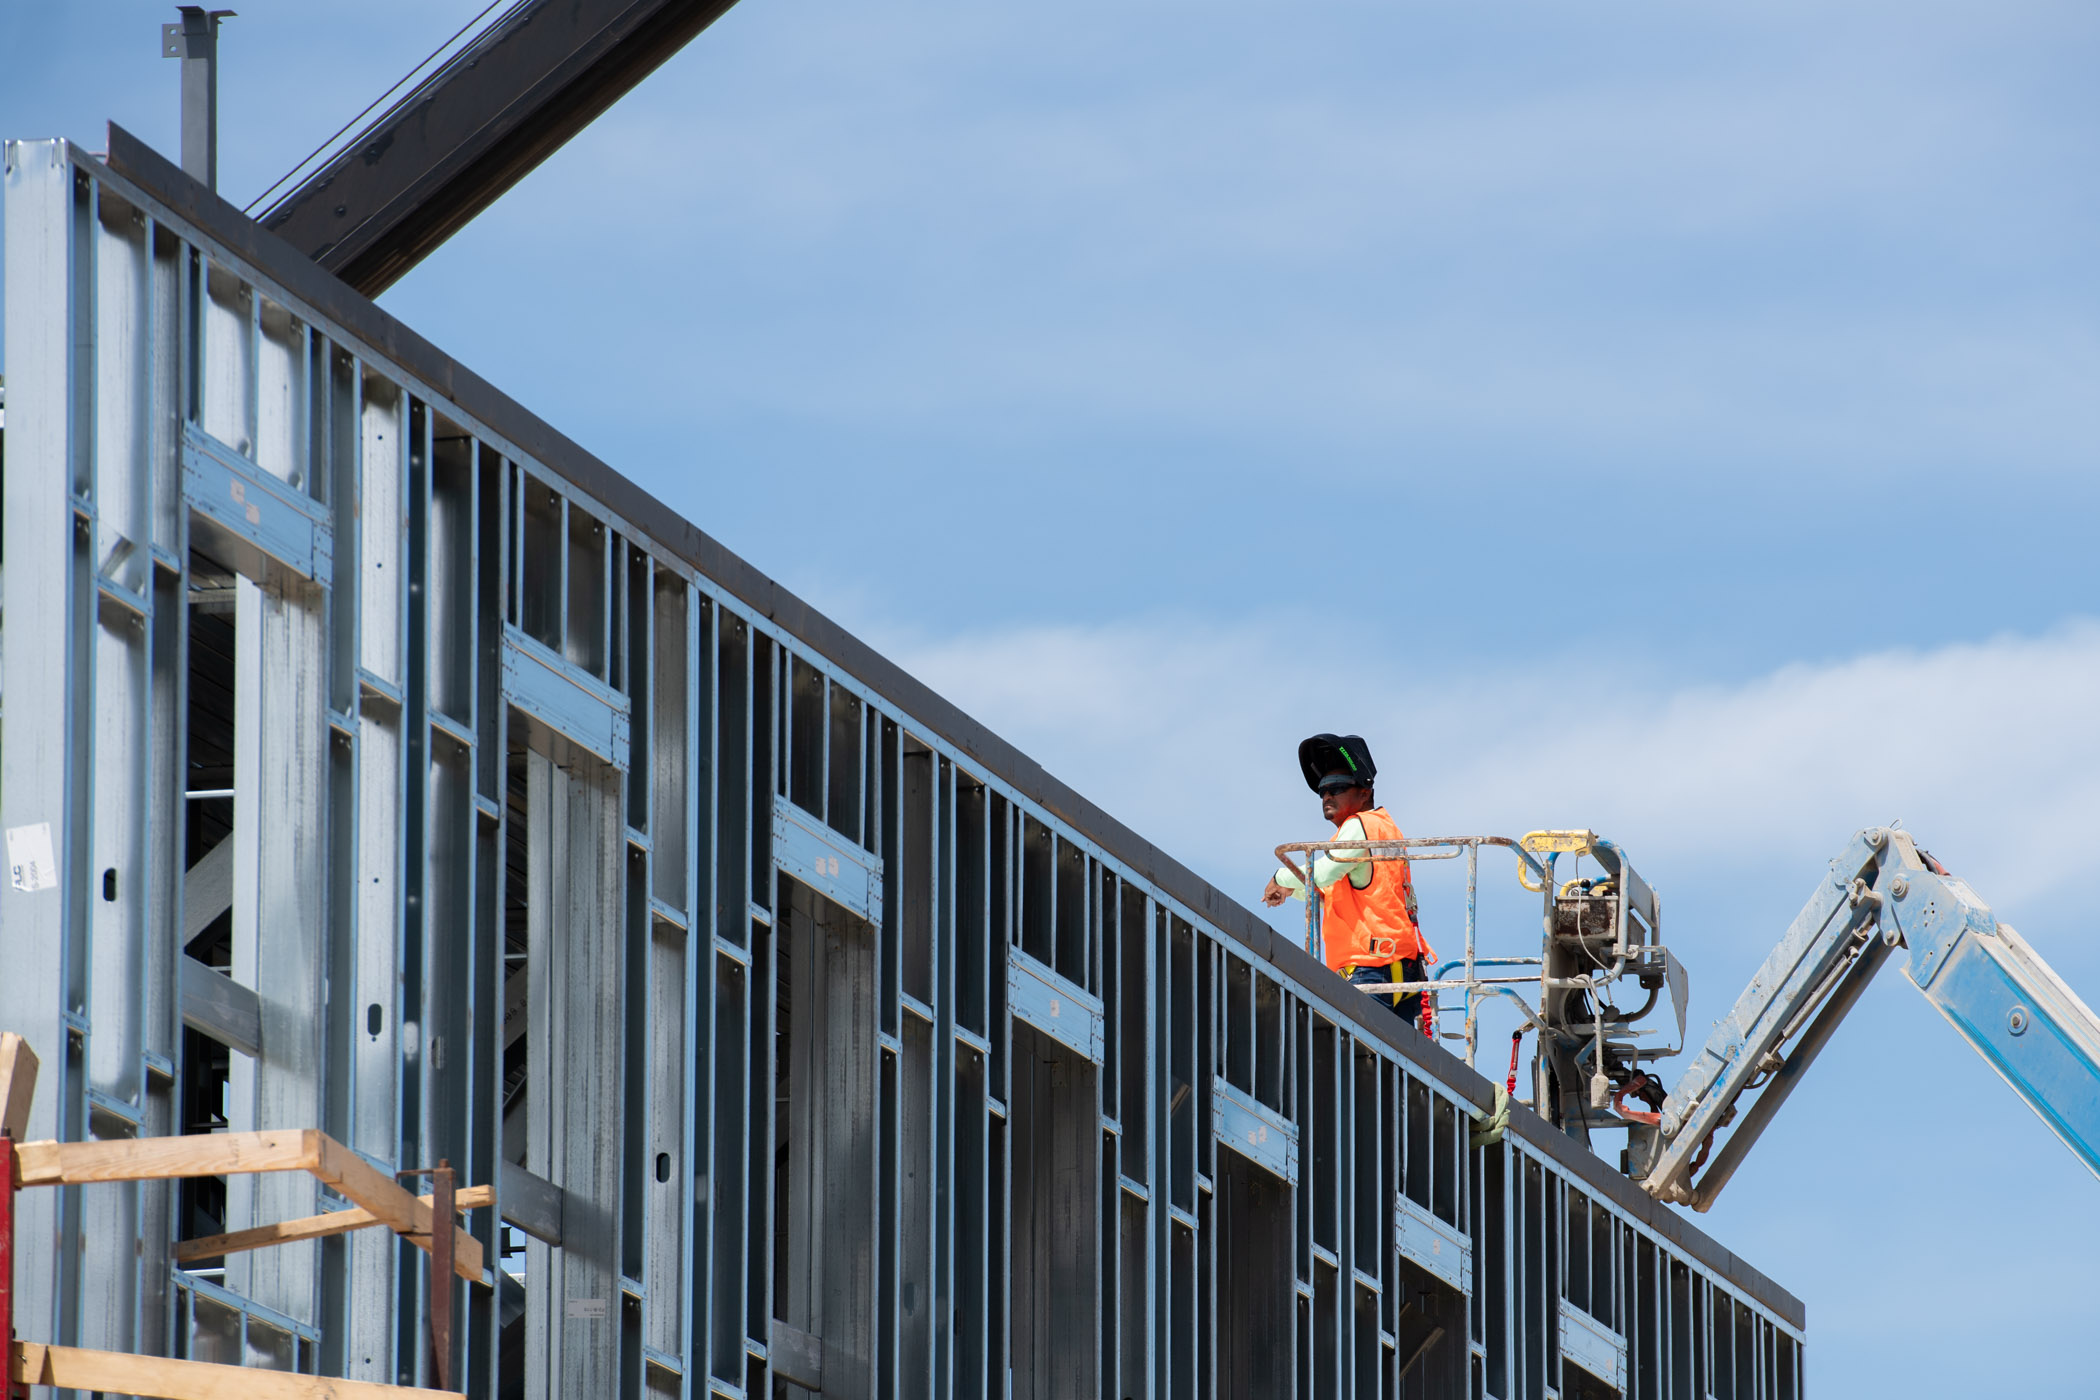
[12,1126,484,1281]
[10,1341,461,1398]
[313,1135,484,1283]
[172,1185,495,1262]
[0,1031,37,1139]
[14,1128,321,1187]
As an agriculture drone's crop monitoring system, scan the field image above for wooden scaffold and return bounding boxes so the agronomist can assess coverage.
[1,1031,485,1399]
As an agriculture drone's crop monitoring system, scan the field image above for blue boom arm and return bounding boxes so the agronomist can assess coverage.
[1641,827,2100,1210]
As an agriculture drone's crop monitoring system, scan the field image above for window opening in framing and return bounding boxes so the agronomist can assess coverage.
[988,792,1012,960]
[1710,1282,1733,1400]
[1432,1095,1459,1228]
[1731,1295,1754,1400]
[564,501,607,677]
[1352,1043,1380,1264]
[716,615,750,939]
[750,634,775,909]
[1054,837,1086,988]
[1100,869,1122,1126]
[1020,816,1053,967]
[1522,1156,1545,1400]
[955,773,988,1035]
[650,570,688,903]
[1310,1019,1336,1254]
[1117,882,1149,1174]
[953,1046,990,1399]
[1469,1137,1487,1347]
[1669,1259,1693,1400]
[519,478,563,651]
[1593,1197,1616,1330]
[1397,1254,1467,1396]
[1168,917,1196,1212]
[771,876,878,1398]
[899,736,935,1005]
[1484,1144,1510,1398]
[1116,1190,1147,1400]
[1634,1235,1658,1400]
[1225,956,1253,1093]
[827,678,863,846]
[1253,975,1284,1113]
[498,735,533,1298]
[1216,1144,1291,1400]
[788,655,824,819]
[1195,928,1214,1164]
[1567,1185,1590,1316]
[200,261,254,457]
[475,444,504,798]
[1404,1078,1431,1213]
[746,911,775,1344]
[1546,1167,1562,1388]
[178,547,240,1266]
[1694,1278,1710,1400]
[710,946,749,1382]
[1009,1022,1100,1399]
[253,298,303,487]
[429,420,474,721]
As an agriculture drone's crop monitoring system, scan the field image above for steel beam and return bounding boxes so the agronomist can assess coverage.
[497,1159,566,1248]
[161,7,233,191]
[178,955,264,1059]
[258,0,744,296]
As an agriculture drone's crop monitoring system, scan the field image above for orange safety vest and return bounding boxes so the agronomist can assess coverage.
[1320,807,1433,973]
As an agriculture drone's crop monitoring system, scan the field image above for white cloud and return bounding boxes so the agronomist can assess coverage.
[873,615,2100,934]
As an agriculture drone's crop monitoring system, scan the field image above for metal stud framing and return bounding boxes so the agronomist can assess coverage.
[2,136,1806,1399]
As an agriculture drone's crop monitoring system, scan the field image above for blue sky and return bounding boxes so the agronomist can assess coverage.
[7,1,2099,1392]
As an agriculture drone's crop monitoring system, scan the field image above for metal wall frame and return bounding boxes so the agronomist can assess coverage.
[2,131,1805,1399]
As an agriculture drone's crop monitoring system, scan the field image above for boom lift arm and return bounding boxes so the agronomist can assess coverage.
[1639,827,2100,1210]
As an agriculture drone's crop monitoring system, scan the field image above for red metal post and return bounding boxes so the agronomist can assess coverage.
[2,1130,20,1400]
[430,1158,454,1392]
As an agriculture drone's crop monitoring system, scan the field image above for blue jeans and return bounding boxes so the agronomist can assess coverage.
[1348,958,1425,1029]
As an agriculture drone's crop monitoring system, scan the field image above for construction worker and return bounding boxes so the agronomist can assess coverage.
[1261,733,1434,1033]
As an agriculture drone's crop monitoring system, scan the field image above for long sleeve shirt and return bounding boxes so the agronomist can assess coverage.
[1273,815,1372,900]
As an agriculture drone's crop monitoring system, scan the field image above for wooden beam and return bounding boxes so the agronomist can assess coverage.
[314,1136,484,1283]
[0,1031,37,1140]
[14,1128,321,1187]
[10,1341,460,1398]
[11,1127,483,1282]
[173,1185,495,1262]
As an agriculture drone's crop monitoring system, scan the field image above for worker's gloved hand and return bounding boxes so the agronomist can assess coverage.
[1260,877,1291,907]
[1470,1084,1511,1148]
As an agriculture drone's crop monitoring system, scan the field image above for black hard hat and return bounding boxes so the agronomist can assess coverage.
[1297,733,1376,793]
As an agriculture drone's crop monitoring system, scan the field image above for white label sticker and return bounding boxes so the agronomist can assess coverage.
[7,822,58,893]
[565,1297,608,1321]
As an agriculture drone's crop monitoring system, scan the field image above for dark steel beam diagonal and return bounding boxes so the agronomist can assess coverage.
[260,0,741,297]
